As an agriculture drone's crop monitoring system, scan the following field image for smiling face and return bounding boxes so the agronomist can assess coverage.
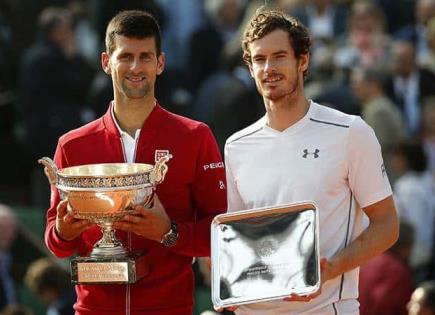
[248,29,308,102]
[101,35,164,102]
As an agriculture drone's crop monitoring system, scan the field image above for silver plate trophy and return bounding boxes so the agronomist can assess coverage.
[211,202,320,308]
[38,156,171,284]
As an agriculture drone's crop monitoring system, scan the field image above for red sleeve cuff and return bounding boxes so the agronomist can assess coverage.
[46,225,79,258]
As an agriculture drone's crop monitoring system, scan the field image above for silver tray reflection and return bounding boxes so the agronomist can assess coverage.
[211,202,320,308]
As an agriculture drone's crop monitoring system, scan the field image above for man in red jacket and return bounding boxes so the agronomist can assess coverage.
[44,10,227,315]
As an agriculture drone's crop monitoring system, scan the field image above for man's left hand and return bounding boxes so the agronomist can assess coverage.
[113,195,171,242]
[283,257,331,302]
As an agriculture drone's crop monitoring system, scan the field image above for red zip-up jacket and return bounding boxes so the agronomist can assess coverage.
[45,104,227,315]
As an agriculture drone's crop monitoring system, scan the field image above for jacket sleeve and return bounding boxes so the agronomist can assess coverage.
[169,124,227,257]
[44,142,80,258]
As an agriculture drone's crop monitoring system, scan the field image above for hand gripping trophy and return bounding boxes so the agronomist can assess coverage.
[38,156,171,284]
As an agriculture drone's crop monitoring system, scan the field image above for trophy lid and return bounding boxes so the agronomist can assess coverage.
[58,163,153,178]
[38,156,171,191]
[211,201,320,309]
[55,163,155,191]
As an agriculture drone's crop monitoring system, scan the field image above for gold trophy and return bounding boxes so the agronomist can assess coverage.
[38,156,171,284]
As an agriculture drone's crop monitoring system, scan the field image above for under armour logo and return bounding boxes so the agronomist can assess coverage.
[302,149,320,159]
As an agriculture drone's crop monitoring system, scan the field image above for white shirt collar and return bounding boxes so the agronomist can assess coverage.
[110,103,141,163]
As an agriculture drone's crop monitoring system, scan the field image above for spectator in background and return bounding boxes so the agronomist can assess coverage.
[0,1,21,190]
[18,6,95,208]
[306,46,360,116]
[150,0,203,114]
[187,0,247,94]
[420,17,435,74]
[154,0,203,74]
[408,281,435,315]
[359,222,415,315]
[192,45,263,152]
[276,0,303,12]
[334,1,391,75]
[395,0,435,64]
[291,0,348,47]
[0,205,17,310]
[351,65,406,175]
[392,141,435,282]
[24,258,75,315]
[0,304,33,315]
[19,6,94,163]
[68,1,99,65]
[422,97,435,173]
[375,0,414,33]
[291,0,359,116]
[0,1,15,92]
[385,40,435,137]
[0,0,17,135]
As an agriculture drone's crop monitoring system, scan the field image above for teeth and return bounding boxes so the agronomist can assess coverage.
[127,77,144,82]
[264,76,281,82]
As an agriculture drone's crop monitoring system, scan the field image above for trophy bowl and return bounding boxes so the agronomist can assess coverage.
[38,156,171,259]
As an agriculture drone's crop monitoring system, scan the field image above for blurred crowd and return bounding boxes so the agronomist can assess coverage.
[0,0,435,314]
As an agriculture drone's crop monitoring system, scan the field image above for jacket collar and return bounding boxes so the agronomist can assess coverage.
[102,101,164,137]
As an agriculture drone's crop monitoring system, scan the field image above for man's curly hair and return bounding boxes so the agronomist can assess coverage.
[242,9,311,78]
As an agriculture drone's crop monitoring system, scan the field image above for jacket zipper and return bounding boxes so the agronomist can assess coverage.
[120,134,140,315]
[119,137,131,315]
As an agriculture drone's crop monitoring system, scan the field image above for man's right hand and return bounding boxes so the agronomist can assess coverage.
[214,306,239,313]
[56,200,92,241]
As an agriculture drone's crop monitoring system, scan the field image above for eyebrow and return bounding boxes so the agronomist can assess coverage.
[252,50,289,59]
[272,50,289,56]
[118,51,155,57]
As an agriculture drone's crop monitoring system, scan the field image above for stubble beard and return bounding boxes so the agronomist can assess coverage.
[122,80,151,99]
[260,75,299,102]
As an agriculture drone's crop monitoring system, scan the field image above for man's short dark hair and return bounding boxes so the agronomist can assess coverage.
[242,8,311,78]
[105,10,161,56]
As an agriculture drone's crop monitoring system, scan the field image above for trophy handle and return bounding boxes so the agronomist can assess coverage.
[150,155,172,185]
[38,157,59,185]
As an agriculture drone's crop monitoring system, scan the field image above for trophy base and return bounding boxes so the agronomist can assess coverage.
[71,251,149,284]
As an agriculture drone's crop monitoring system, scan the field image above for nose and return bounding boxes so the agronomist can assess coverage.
[264,58,276,73]
[130,58,142,73]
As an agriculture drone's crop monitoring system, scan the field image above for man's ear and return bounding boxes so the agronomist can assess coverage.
[248,64,254,78]
[101,52,111,75]
[156,52,165,76]
[299,53,309,74]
